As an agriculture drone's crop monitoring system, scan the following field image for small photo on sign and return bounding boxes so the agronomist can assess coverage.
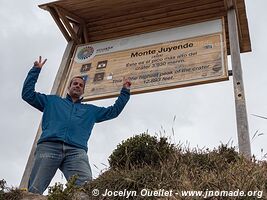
[97,60,108,69]
[107,73,113,80]
[82,75,89,83]
[80,63,91,73]
[93,72,105,82]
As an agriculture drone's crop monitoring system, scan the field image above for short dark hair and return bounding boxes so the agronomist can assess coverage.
[69,76,86,87]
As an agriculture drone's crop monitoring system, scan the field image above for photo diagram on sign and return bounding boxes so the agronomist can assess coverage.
[107,72,113,80]
[80,63,91,73]
[93,72,105,82]
[97,60,108,69]
[81,75,89,83]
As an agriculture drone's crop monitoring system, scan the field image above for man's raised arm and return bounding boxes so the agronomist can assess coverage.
[94,78,131,123]
[22,56,48,112]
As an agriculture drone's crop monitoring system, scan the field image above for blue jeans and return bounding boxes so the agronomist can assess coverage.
[28,141,92,194]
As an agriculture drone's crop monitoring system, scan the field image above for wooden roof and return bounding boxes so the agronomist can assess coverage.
[39,0,251,54]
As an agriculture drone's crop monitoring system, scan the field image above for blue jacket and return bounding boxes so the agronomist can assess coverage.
[22,67,130,151]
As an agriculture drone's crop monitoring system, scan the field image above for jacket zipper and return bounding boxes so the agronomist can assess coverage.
[65,102,75,143]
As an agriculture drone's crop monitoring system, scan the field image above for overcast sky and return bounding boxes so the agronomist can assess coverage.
[0,0,266,191]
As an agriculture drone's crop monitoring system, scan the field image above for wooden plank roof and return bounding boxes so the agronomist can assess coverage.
[39,0,251,54]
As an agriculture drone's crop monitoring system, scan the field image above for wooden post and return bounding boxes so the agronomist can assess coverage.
[19,41,75,189]
[227,8,251,158]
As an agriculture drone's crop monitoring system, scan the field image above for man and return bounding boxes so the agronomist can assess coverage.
[22,56,131,194]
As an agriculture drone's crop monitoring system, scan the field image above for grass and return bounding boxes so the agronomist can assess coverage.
[81,134,267,200]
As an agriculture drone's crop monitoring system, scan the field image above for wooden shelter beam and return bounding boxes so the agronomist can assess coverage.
[224,0,243,44]
[227,7,251,158]
[39,0,251,53]
[224,0,235,9]
[48,6,71,42]
[54,6,81,44]
[54,6,88,44]
[55,6,84,24]
[83,24,89,43]
[74,24,84,43]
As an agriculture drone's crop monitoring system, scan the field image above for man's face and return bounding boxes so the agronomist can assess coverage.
[68,77,85,98]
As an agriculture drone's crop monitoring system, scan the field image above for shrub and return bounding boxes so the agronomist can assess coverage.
[108,133,176,169]
[180,144,240,171]
[0,179,22,200]
[48,175,79,200]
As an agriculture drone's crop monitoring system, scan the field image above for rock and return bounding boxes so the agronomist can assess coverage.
[20,191,90,200]
[21,192,47,200]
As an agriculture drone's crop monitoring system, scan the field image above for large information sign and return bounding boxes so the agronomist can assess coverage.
[64,19,228,101]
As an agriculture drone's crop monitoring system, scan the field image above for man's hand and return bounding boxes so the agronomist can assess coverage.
[34,56,47,69]
[123,77,132,89]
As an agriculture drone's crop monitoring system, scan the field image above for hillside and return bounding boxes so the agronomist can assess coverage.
[1,133,266,200]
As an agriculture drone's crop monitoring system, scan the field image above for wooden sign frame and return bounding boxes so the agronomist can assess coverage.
[63,19,228,101]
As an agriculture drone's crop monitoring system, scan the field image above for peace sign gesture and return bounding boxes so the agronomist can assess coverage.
[34,56,47,69]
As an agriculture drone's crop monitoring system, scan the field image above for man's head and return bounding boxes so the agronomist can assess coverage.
[68,76,86,99]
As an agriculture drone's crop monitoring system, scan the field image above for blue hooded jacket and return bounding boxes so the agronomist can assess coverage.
[22,67,130,151]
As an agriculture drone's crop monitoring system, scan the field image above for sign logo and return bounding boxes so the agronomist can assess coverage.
[77,46,94,61]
